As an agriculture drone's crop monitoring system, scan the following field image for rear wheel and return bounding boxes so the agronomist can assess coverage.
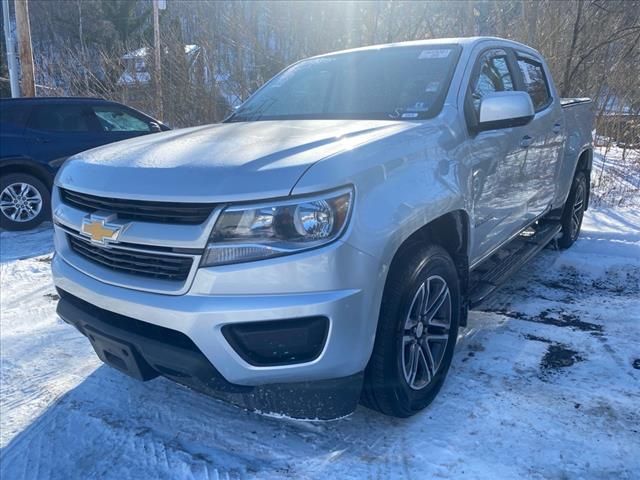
[558,171,587,249]
[362,244,460,417]
[0,173,51,231]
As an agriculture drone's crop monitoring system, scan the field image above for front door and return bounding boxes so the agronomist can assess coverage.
[26,103,105,168]
[464,48,531,263]
[88,103,157,143]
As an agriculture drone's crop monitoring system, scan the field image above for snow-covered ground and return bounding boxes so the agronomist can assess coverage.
[592,145,640,207]
[1,207,639,479]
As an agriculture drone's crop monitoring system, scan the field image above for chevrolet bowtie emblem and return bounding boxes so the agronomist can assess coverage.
[81,214,123,245]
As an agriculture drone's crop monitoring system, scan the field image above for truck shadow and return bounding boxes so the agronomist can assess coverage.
[1,362,430,479]
[0,223,53,264]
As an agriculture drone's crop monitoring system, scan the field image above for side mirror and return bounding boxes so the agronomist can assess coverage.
[478,91,535,131]
[149,121,162,133]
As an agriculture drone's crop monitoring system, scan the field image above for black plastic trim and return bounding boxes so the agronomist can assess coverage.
[222,317,329,367]
[56,288,248,392]
[59,187,215,225]
[67,233,193,281]
[477,114,534,132]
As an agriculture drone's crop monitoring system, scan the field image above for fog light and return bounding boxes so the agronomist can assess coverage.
[222,317,329,366]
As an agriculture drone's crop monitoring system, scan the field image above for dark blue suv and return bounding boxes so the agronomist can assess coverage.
[0,97,169,230]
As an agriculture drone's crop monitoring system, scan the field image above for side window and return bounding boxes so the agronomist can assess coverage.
[28,104,97,132]
[471,50,515,114]
[517,57,551,111]
[91,106,152,132]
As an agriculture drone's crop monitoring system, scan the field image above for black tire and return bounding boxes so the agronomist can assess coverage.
[0,173,51,231]
[557,170,587,249]
[362,244,460,418]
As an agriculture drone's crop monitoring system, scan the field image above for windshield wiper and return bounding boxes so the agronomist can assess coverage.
[227,97,277,122]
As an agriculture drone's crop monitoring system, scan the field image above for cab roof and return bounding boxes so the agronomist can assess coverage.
[314,36,538,59]
[0,96,107,103]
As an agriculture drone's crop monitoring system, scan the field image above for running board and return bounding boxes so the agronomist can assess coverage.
[468,222,561,308]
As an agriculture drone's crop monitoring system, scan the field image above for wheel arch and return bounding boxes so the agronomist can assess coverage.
[0,158,55,192]
[574,148,592,211]
[384,209,471,327]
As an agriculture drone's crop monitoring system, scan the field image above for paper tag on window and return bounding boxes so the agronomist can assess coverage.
[418,49,451,59]
[407,102,429,112]
[425,81,440,93]
[521,64,532,84]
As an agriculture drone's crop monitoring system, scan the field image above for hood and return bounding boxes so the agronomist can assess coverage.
[56,120,416,202]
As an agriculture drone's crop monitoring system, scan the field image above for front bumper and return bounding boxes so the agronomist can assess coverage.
[56,289,364,419]
[52,236,384,387]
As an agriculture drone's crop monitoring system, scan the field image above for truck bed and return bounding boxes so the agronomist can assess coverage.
[560,98,593,145]
[552,97,594,208]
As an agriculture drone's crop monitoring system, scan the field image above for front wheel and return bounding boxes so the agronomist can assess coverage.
[558,170,587,249]
[362,244,460,417]
[0,173,51,231]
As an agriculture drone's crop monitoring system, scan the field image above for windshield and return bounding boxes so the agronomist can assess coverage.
[228,45,461,122]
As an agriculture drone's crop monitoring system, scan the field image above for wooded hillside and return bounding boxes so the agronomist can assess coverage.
[2,0,638,142]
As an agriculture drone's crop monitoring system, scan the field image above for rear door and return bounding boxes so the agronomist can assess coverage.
[513,53,564,221]
[25,103,105,169]
[0,103,30,161]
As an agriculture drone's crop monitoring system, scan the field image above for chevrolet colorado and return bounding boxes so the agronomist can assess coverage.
[52,37,593,419]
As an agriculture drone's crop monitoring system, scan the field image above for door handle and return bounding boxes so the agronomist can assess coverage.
[35,137,52,144]
[520,135,533,148]
[552,122,562,134]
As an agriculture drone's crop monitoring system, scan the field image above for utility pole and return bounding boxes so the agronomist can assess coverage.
[14,0,35,96]
[2,0,20,96]
[152,0,163,120]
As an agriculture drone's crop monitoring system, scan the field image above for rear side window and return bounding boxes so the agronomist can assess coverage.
[92,106,151,132]
[517,57,551,111]
[28,104,97,132]
[471,50,515,114]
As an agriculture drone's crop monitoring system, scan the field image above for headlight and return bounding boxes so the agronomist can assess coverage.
[201,187,353,266]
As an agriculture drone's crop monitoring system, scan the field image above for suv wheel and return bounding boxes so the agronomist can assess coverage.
[362,244,460,417]
[558,170,587,249]
[0,173,51,231]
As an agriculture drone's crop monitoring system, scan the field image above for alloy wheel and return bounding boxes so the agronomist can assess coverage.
[571,180,586,240]
[402,275,452,391]
[0,182,44,223]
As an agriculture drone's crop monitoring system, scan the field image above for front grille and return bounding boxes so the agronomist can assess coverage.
[68,234,193,281]
[59,188,214,224]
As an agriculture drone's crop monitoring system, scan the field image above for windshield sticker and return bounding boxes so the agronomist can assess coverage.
[401,112,419,118]
[406,102,429,112]
[418,49,451,60]
[424,81,440,93]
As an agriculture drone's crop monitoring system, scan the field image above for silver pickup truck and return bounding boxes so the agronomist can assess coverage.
[52,37,593,419]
